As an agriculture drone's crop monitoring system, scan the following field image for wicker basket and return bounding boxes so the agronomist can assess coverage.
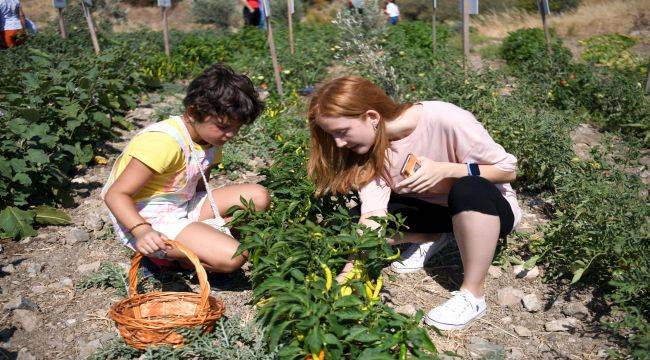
[108,240,225,349]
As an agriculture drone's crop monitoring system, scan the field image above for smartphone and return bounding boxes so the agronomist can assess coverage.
[400,153,421,178]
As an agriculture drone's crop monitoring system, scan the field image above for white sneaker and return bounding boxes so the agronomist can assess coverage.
[425,288,487,330]
[390,233,453,273]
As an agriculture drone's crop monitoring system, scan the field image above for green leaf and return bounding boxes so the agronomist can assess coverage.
[13,173,32,186]
[26,149,49,165]
[305,326,321,354]
[571,268,585,284]
[34,206,71,225]
[0,207,37,239]
[523,255,540,270]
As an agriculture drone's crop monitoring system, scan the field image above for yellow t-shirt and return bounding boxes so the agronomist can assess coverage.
[113,118,222,202]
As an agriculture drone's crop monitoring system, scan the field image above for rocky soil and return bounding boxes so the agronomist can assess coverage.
[0,90,628,359]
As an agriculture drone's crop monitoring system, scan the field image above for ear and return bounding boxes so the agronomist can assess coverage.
[365,110,381,127]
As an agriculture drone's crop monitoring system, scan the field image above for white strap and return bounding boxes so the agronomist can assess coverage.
[176,117,224,224]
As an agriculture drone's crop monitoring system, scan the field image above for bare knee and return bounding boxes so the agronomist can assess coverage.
[249,184,271,211]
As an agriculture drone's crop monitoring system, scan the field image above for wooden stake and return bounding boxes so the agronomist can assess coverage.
[645,66,650,94]
[81,2,100,55]
[287,0,295,54]
[431,0,436,58]
[267,21,284,96]
[462,0,469,76]
[161,6,170,58]
[538,0,552,55]
[58,8,67,39]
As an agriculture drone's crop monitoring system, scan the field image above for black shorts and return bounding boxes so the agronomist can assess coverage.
[352,176,515,238]
[243,7,261,26]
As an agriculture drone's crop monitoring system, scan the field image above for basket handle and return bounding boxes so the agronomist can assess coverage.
[128,240,211,316]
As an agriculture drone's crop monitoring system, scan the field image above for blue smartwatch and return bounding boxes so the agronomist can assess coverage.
[467,163,480,176]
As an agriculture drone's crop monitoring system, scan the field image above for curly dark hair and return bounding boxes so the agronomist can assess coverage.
[183,63,265,126]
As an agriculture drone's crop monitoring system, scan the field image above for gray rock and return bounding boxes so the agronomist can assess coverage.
[2,264,15,274]
[497,287,525,307]
[78,339,102,359]
[19,236,33,244]
[522,294,542,312]
[466,337,505,359]
[512,265,540,280]
[60,277,74,289]
[66,318,77,326]
[562,302,589,320]
[83,213,105,232]
[31,285,47,294]
[507,347,525,360]
[26,262,43,275]
[3,296,38,311]
[488,265,502,278]
[13,309,41,332]
[17,348,36,360]
[513,325,532,337]
[500,316,512,324]
[545,317,579,332]
[0,244,3,253]
[77,261,101,274]
[68,228,90,245]
[395,304,417,317]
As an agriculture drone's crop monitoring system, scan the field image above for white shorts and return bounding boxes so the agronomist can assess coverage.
[150,191,212,241]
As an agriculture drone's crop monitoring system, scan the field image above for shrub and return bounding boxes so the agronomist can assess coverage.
[191,0,241,29]
[501,27,572,73]
[269,0,306,22]
[580,34,642,70]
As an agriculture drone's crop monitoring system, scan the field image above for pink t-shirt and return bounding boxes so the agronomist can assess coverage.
[359,101,522,227]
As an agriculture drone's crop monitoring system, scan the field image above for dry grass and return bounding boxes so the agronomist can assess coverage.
[474,0,650,40]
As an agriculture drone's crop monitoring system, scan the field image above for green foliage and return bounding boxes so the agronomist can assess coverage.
[0,206,70,239]
[77,262,129,296]
[501,27,572,73]
[90,316,277,359]
[191,0,240,29]
[580,34,641,70]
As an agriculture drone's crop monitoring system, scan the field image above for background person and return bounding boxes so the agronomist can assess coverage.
[0,0,27,48]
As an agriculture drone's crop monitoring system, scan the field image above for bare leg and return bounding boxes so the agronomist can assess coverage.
[169,183,271,273]
[452,210,500,297]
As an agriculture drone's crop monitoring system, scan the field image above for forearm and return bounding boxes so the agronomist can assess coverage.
[104,189,146,230]
[447,163,516,184]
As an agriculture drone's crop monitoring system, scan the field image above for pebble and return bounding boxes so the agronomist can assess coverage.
[19,236,33,244]
[522,293,542,312]
[466,337,505,359]
[26,262,43,275]
[13,309,41,332]
[513,325,532,337]
[395,304,417,317]
[507,347,525,360]
[512,265,540,279]
[3,296,38,311]
[562,302,589,320]
[31,285,47,294]
[500,316,513,324]
[487,265,502,278]
[78,339,102,359]
[2,264,15,274]
[68,228,90,245]
[66,318,77,326]
[84,213,105,232]
[17,348,36,360]
[545,317,579,332]
[0,244,3,253]
[77,261,101,274]
[497,286,525,307]
[60,277,74,289]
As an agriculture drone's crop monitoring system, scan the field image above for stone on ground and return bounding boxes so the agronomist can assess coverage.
[522,293,542,312]
[545,317,580,332]
[497,287,525,307]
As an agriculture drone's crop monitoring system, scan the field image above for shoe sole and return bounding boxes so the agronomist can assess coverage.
[424,308,486,330]
[389,237,452,274]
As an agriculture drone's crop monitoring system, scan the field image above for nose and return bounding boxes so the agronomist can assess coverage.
[334,138,347,148]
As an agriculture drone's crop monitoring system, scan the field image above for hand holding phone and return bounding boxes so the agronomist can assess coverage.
[400,153,421,178]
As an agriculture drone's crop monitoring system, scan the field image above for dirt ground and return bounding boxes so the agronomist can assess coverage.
[0,85,630,359]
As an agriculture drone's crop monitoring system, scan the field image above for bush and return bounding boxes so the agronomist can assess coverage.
[501,27,572,73]
[514,0,581,13]
[580,34,642,70]
[191,0,240,29]
[269,0,306,22]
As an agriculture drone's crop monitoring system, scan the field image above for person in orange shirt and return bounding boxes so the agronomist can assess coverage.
[0,0,27,48]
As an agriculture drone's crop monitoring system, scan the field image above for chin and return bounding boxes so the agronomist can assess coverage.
[351,146,370,155]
